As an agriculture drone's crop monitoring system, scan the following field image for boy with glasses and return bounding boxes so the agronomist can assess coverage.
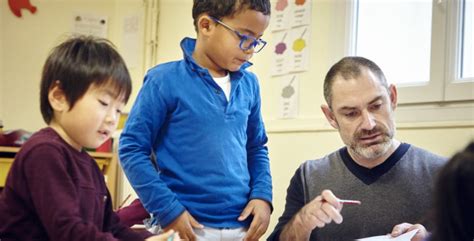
[119,1,272,241]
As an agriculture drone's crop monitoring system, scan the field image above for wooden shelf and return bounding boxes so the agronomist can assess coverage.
[0,146,118,207]
[0,146,20,153]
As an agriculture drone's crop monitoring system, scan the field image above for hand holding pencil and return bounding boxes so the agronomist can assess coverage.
[280,189,361,240]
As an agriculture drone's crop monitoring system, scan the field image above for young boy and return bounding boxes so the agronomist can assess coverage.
[0,36,177,241]
[119,0,272,240]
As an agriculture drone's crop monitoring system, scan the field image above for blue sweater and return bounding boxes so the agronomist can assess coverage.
[119,38,272,228]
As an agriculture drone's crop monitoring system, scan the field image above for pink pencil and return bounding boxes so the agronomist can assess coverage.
[338,199,361,205]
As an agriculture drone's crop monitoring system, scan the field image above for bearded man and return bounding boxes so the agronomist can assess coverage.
[267,57,447,241]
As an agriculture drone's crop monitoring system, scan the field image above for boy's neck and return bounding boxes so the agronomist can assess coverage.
[192,41,228,78]
[49,121,82,152]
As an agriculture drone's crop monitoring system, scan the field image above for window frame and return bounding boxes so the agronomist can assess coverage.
[346,0,474,104]
[445,0,474,101]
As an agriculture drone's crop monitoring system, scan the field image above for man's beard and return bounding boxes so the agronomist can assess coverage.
[349,124,394,160]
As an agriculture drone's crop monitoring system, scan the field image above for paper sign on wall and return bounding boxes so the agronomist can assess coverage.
[122,14,140,68]
[72,13,108,38]
[291,0,312,27]
[279,75,299,119]
[271,0,291,31]
[270,31,291,76]
[289,27,310,73]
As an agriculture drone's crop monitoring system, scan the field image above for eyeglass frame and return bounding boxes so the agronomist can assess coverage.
[209,16,267,53]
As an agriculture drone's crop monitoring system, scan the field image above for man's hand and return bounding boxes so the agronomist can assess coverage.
[391,223,428,241]
[280,190,343,241]
[239,199,271,241]
[164,211,203,241]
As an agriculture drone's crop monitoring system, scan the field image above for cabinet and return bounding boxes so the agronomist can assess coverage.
[0,146,118,207]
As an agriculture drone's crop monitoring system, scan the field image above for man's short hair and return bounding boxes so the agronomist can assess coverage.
[323,56,388,108]
[40,35,132,124]
[192,0,271,32]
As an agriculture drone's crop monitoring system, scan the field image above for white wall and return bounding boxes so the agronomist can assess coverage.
[0,0,146,132]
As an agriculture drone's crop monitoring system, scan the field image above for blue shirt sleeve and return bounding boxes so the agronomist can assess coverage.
[119,73,185,227]
[246,75,273,206]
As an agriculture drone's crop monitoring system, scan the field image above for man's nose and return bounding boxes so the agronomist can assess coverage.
[360,111,376,130]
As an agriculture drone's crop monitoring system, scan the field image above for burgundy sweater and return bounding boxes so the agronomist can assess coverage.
[0,128,144,241]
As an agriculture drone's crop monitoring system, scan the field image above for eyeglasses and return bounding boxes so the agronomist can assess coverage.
[210,16,267,53]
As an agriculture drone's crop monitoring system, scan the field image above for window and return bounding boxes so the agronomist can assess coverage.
[460,0,473,79]
[348,0,474,104]
[445,0,474,101]
[355,1,432,86]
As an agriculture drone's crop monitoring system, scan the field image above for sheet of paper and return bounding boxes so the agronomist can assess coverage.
[356,229,418,241]
[121,14,140,68]
[72,13,108,38]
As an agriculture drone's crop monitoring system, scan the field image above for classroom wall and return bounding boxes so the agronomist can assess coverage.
[0,0,146,131]
[1,0,473,239]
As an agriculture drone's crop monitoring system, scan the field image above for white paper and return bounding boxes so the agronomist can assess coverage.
[356,229,419,241]
[271,0,291,31]
[122,14,140,68]
[72,13,108,38]
[290,0,312,27]
[288,27,310,73]
[279,75,299,119]
[270,31,291,76]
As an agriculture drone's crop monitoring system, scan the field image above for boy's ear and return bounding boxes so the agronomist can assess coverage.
[197,15,214,35]
[48,83,69,112]
[321,104,339,129]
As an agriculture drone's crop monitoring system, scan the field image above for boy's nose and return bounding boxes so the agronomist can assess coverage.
[105,111,119,125]
[243,45,255,54]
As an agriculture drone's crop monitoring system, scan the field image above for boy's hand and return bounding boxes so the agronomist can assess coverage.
[146,229,181,241]
[164,211,203,241]
[238,199,271,241]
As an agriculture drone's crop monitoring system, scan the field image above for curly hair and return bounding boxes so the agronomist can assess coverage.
[192,0,271,32]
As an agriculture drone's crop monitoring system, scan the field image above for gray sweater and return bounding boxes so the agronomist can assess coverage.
[268,144,446,241]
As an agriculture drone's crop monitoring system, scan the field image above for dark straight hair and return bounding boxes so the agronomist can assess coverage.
[430,141,474,241]
[40,35,132,124]
[323,56,388,108]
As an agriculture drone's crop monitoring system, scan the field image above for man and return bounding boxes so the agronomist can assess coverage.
[267,57,446,241]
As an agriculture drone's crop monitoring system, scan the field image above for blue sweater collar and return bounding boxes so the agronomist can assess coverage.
[339,143,410,185]
[180,37,253,76]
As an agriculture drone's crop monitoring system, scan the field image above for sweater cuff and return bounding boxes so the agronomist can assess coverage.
[155,200,186,228]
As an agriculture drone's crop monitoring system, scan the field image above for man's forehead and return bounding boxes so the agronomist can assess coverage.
[332,69,384,91]
[331,73,388,108]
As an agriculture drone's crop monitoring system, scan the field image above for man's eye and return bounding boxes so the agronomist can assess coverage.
[370,104,382,111]
[344,112,357,118]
